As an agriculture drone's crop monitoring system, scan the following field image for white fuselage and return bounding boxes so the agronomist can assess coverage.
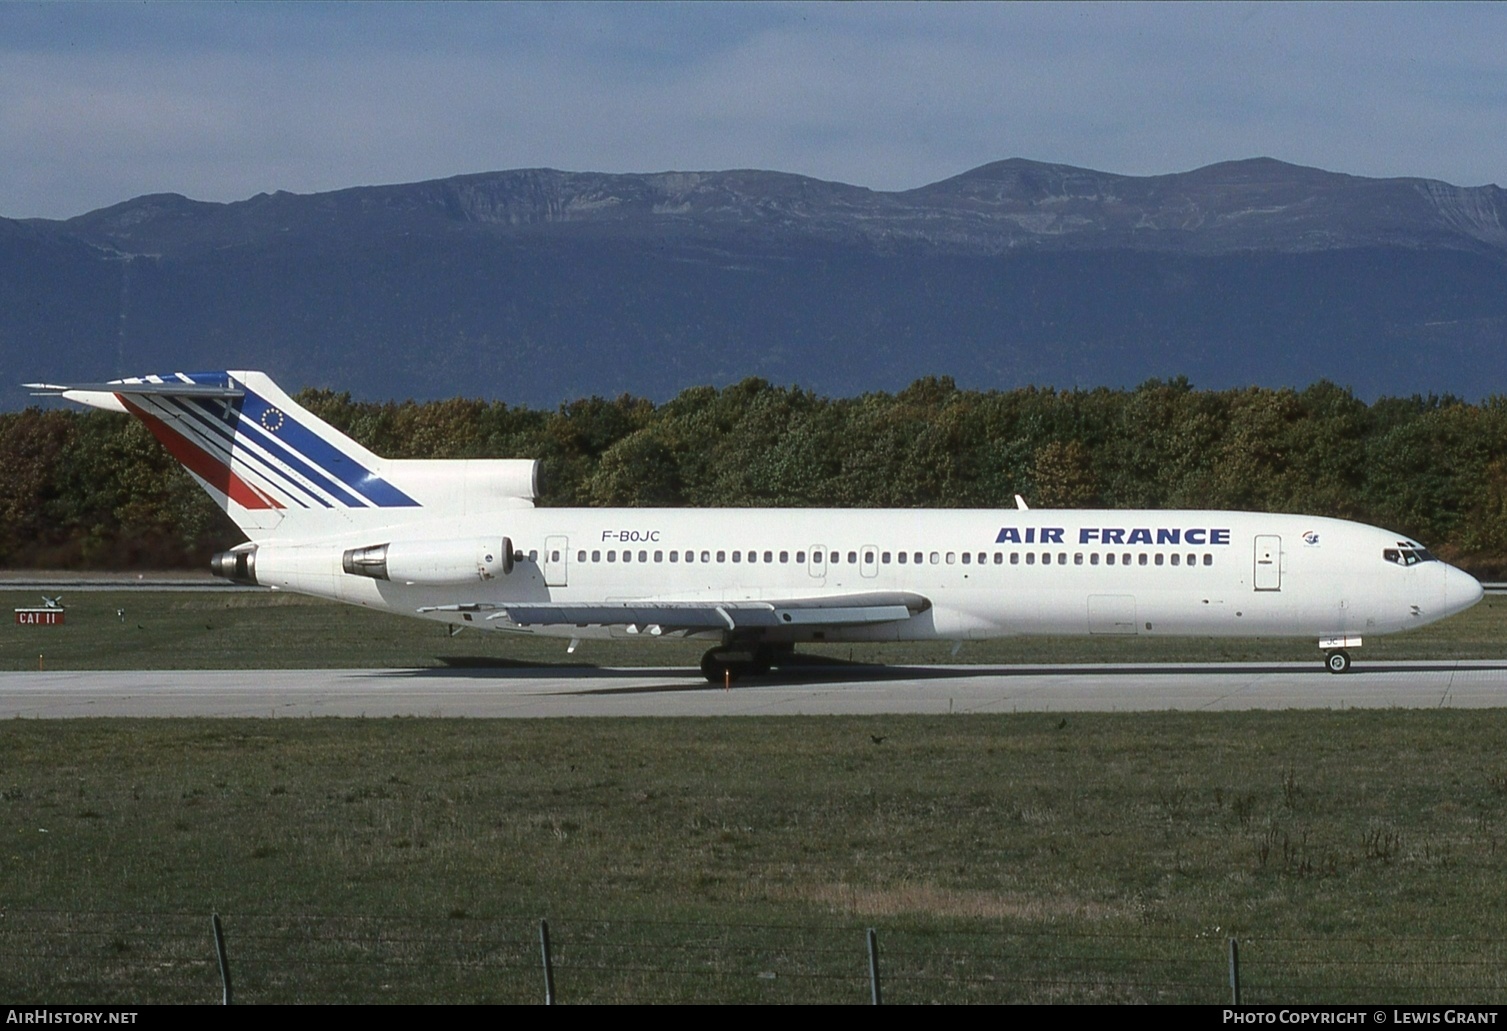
[40,371,1484,667]
[248,508,1484,644]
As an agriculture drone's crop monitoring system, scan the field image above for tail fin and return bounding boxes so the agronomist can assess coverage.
[29,371,537,540]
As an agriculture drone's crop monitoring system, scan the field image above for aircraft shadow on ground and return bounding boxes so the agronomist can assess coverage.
[375,658,1507,694]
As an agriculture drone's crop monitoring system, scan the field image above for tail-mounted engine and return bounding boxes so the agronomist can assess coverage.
[213,538,513,588]
[210,548,258,585]
[341,537,514,584]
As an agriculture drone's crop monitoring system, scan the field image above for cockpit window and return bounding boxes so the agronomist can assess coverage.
[1384,546,1436,566]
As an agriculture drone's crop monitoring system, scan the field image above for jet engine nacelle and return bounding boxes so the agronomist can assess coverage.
[341,537,514,584]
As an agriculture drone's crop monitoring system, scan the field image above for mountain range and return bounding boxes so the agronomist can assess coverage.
[3,157,1505,406]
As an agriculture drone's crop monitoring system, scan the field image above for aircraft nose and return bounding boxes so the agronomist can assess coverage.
[1442,564,1485,615]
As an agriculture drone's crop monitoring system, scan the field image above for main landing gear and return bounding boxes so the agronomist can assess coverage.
[1324,650,1352,674]
[700,644,790,683]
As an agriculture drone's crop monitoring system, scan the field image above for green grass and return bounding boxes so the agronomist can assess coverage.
[5,713,1507,1003]
[4,589,1503,1002]
[1,588,1502,670]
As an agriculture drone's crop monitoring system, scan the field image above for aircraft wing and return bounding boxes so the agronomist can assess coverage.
[422,591,930,633]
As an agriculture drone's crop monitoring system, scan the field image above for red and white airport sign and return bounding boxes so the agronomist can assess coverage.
[15,597,65,625]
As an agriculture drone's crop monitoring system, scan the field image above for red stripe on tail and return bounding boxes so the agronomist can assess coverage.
[120,396,283,510]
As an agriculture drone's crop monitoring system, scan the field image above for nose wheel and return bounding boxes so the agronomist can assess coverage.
[1325,649,1352,674]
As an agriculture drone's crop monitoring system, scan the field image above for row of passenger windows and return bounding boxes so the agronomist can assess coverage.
[563,548,1216,568]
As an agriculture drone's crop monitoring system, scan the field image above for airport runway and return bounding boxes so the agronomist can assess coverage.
[0,660,1504,717]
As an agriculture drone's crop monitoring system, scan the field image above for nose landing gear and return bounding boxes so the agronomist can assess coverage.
[1319,636,1361,674]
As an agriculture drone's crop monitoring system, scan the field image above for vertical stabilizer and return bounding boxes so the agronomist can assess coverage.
[125,371,415,536]
[32,371,540,541]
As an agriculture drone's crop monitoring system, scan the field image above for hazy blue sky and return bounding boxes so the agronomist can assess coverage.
[4,1,1504,219]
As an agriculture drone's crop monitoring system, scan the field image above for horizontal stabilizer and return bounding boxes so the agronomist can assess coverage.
[26,379,244,399]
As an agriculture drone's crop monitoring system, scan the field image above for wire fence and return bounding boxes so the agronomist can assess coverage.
[4,909,1507,1004]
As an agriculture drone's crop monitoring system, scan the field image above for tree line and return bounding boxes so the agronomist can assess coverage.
[3,376,1505,576]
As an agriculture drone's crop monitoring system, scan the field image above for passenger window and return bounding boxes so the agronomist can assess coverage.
[946,552,955,564]
[638,551,647,562]
[1106,554,1115,566]
[1203,554,1212,566]
[780,551,789,563]
[930,552,940,565]
[962,553,971,565]
[1170,554,1179,566]
[898,552,907,564]
[592,550,601,562]
[701,551,711,563]
[766,551,774,563]
[654,550,663,562]
[849,551,858,564]
[717,551,726,562]
[1026,553,1035,565]
[529,550,538,562]
[796,551,806,563]
[1041,553,1051,565]
[1154,553,1164,566]
[577,550,586,562]
[608,550,616,562]
[670,551,679,563]
[1090,553,1100,565]
[732,551,741,563]
[1010,552,1020,565]
[994,553,1003,565]
[813,551,823,563]
[1187,553,1195,566]
[882,552,891,564]
[1138,554,1147,566]
[685,551,694,564]
[1074,553,1083,565]
[623,551,632,563]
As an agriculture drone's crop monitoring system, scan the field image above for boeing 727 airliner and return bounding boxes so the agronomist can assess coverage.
[28,372,1484,679]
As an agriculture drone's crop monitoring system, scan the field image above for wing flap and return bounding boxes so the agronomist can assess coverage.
[482,591,930,631]
[496,603,738,630]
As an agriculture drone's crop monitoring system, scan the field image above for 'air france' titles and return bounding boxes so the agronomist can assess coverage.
[995,526,1232,546]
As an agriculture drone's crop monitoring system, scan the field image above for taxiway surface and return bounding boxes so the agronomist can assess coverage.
[1,661,1504,718]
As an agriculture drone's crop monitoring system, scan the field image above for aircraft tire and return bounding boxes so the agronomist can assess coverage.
[1325,650,1352,674]
[701,642,788,682]
[701,648,747,684]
